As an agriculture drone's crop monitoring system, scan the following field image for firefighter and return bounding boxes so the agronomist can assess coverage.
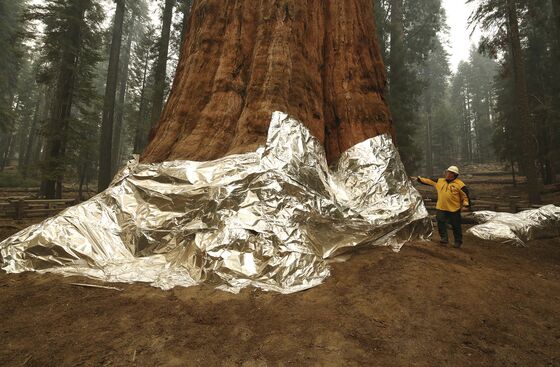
[412,166,471,248]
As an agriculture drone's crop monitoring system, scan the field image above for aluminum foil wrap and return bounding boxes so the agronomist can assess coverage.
[467,205,560,246]
[0,112,431,293]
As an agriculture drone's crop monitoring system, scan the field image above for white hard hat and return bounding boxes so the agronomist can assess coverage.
[447,165,460,175]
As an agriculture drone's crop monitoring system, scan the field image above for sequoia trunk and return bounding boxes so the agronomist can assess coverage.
[141,0,393,164]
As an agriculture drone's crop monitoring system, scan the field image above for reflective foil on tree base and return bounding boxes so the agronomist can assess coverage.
[467,205,560,246]
[0,112,431,293]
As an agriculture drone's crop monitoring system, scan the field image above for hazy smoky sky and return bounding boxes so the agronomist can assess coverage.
[442,0,482,71]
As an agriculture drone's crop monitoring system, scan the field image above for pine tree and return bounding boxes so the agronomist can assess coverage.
[378,0,447,173]
[493,56,522,184]
[33,0,104,198]
[0,0,27,170]
[178,0,193,49]
[130,25,157,154]
[98,0,126,191]
[417,39,451,175]
[0,0,27,132]
[13,55,41,176]
[449,47,498,166]
[388,0,419,170]
[148,0,175,130]
[450,62,473,163]
[373,0,390,62]
[553,0,560,46]
[111,12,136,176]
[523,0,558,183]
[469,0,541,203]
[468,48,498,163]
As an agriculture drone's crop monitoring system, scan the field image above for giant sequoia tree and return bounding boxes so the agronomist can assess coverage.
[141,0,394,165]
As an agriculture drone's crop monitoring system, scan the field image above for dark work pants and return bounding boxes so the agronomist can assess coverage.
[436,209,462,244]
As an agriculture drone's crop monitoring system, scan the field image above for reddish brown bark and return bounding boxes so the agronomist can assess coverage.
[142,0,393,164]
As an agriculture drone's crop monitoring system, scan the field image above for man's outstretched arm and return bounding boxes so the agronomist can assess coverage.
[413,176,438,187]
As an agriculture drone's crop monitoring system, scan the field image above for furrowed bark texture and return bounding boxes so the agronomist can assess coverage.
[142,0,393,164]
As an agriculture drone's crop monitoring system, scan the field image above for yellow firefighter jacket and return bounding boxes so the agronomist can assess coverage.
[417,177,471,212]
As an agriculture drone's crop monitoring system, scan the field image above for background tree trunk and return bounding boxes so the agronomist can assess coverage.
[98,0,126,192]
[40,5,85,199]
[388,0,405,111]
[141,0,393,164]
[111,15,135,175]
[0,133,14,171]
[20,93,41,177]
[506,0,541,203]
[133,47,151,153]
[553,0,560,46]
[149,0,175,128]
[179,0,193,47]
[425,112,434,176]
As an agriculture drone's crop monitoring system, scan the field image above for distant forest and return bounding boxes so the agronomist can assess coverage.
[1,0,559,201]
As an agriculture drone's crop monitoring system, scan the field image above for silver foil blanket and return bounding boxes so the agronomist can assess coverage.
[467,205,560,246]
[0,112,431,293]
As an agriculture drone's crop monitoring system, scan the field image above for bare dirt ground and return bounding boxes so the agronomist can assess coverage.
[1,235,559,366]
[1,168,559,366]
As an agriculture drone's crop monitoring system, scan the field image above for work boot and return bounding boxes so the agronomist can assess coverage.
[453,241,462,249]
[439,240,448,246]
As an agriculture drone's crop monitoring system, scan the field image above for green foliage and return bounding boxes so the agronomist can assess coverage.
[376,0,447,173]
[430,96,458,170]
[374,0,390,61]
[0,0,27,133]
[402,0,446,65]
[1,0,555,193]
[123,5,157,155]
[416,38,454,174]
[492,64,521,165]
[522,0,560,183]
[32,0,104,88]
[449,48,498,165]
[0,0,176,192]
[28,0,105,195]
[471,0,560,183]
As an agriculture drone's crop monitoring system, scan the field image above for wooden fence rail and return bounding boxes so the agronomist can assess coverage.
[0,198,77,220]
[0,195,555,222]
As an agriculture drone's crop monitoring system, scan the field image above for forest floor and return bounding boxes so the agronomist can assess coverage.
[1,165,559,366]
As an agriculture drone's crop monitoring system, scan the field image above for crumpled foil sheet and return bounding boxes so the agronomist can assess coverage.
[467,204,560,246]
[0,112,431,293]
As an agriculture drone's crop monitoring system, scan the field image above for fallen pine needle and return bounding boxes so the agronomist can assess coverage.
[21,355,32,366]
[69,282,123,291]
